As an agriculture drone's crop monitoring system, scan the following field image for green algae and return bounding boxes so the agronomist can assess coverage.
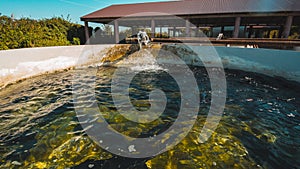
[101,44,139,63]
[146,115,262,169]
[2,110,113,169]
[144,103,280,169]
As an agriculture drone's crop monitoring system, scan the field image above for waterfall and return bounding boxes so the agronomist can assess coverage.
[116,49,166,71]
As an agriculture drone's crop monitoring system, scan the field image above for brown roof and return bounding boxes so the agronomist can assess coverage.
[81,0,300,20]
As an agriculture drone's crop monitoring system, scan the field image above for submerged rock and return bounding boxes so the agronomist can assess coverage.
[48,136,112,168]
[145,116,262,169]
[11,161,22,166]
[14,110,113,169]
[101,45,139,64]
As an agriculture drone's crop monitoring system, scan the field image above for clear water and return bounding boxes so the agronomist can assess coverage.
[0,65,299,168]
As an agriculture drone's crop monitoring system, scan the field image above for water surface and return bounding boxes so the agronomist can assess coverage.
[0,64,299,168]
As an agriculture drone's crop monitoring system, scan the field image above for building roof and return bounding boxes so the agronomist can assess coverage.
[81,0,300,21]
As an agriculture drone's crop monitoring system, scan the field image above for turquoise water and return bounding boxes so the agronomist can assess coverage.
[0,65,299,168]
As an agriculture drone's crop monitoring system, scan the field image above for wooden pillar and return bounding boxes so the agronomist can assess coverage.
[248,25,253,38]
[160,26,162,38]
[84,21,90,44]
[185,19,190,37]
[278,26,284,38]
[151,19,155,38]
[233,17,241,38]
[221,26,224,33]
[173,26,176,37]
[243,25,247,38]
[195,25,200,37]
[114,20,119,43]
[281,16,293,38]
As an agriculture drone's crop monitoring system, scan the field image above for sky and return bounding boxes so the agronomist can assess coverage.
[0,0,168,25]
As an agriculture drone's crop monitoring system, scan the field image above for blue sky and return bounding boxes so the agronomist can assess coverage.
[0,0,168,24]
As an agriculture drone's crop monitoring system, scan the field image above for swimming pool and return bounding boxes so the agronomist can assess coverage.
[0,44,299,168]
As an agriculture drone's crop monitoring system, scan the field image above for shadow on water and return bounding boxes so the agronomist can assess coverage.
[239,130,300,169]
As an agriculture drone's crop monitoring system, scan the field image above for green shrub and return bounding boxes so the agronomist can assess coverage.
[0,15,86,50]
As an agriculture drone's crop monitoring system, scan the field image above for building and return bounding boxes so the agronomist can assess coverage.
[81,0,300,43]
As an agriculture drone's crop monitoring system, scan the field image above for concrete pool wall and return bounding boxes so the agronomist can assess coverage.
[215,47,300,82]
[0,45,299,88]
[0,45,113,88]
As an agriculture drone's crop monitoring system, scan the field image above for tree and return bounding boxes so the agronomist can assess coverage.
[101,24,113,36]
